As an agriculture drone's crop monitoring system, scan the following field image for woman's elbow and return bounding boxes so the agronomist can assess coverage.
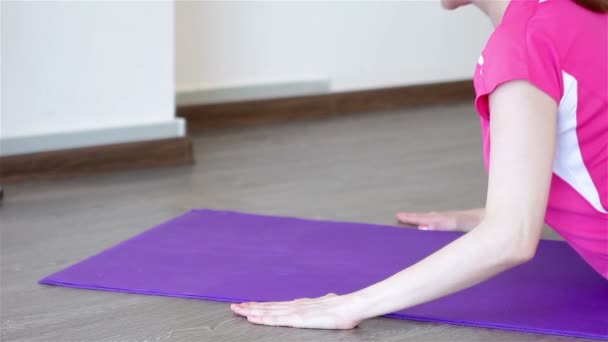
[480,222,541,267]
[503,243,537,266]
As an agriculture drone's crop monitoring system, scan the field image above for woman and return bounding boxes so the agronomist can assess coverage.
[231,0,608,329]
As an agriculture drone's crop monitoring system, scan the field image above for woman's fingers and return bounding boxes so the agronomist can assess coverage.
[232,302,288,314]
[247,314,296,327]
[232,305,291,317]
[396,212,461,231]
[396,212,439,227]
[231,293,343,319]
[396,208,484,232]
[234,299,330,314]
[231,300,308,317]
[235,293,336,309]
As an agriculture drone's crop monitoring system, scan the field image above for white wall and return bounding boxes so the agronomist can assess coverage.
[175,1,493,93]
[1,1,180,151]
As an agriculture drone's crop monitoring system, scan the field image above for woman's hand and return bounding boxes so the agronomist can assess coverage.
[396,208,485,232]
[231,293,362,329]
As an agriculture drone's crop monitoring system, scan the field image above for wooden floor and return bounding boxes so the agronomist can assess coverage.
[1,103,583,342]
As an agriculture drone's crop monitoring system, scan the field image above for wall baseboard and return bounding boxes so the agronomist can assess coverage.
[178,80,474,132]
[1,118,186,157]
[176,79,330,106]
[0,137,194,184]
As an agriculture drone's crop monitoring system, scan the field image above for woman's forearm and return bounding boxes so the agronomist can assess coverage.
[346,220,533,321]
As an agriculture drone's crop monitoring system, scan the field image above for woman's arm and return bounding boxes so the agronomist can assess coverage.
[350,80,558,319]
[231,80,558,329]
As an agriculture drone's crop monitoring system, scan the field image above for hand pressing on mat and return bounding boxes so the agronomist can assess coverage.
[231,293,361,329]
[396,208,485,232]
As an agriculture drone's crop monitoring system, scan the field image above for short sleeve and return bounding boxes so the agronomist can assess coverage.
[524,26,564,103]
[474,23,564,120]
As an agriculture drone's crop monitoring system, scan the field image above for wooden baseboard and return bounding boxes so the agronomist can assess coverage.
[0,137,193,184]
[178,80,474,132]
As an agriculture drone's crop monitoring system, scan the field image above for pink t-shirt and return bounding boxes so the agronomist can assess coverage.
[473,0,608,278]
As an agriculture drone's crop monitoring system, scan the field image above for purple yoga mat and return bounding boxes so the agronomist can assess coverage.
[40,209,608,340]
